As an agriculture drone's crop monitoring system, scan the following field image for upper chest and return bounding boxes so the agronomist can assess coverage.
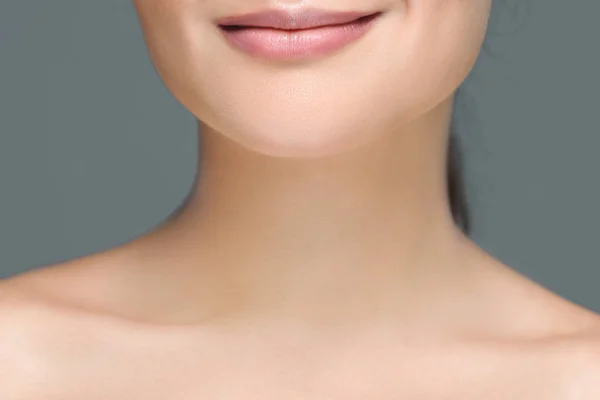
[5,317,583,400]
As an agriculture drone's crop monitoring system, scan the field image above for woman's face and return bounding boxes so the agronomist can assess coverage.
[132,0,492,157]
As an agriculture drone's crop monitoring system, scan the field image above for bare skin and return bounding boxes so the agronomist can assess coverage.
[1,239,600,399]
[2,0,600,398]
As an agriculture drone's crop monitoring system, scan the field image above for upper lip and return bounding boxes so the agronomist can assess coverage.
[215,7,381,30]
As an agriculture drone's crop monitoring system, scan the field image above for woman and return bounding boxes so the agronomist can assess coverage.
[1,0,599,398]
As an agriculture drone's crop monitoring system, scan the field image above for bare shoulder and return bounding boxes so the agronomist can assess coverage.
[0,270,54,337]
[519,280,600,398]
[0,251,127,330]
[0,255,126,398]
[539,316,600,400]
[0,274,54,398]
[564,321,600,399]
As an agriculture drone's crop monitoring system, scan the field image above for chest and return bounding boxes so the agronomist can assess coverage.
[7,316,579,400]
[11,341,570,400]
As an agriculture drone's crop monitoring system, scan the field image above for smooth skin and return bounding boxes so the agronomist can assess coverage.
[2,0,600,398]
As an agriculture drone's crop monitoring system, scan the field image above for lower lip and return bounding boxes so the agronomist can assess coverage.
[218,13,382,61]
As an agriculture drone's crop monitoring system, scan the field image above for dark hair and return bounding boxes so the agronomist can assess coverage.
[447,117,470,235]
[448,0,527,235]
[448,0,524,237]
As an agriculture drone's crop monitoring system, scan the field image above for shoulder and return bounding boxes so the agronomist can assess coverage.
[0,258,115,332]
[0,265,106,398]
[556,320,600,399]
[0,272,50,339]
[575,324,600,398]
[521,284,600,399]
[0,276,50,398]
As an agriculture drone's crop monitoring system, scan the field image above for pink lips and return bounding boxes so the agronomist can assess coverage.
[215,8,383,61]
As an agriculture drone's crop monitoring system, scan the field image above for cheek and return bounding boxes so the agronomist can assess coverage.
[132,0,209,96]
[398,0,492,97]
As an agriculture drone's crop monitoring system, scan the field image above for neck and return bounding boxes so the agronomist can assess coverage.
[131,96,476,328]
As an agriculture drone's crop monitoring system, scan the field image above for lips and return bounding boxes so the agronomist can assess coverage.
[215,8,384,61]
[216,8,382,31]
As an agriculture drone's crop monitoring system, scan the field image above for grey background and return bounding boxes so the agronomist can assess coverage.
[0,1,598,312]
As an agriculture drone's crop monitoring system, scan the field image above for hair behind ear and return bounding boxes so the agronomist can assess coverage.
[446,120,470,235]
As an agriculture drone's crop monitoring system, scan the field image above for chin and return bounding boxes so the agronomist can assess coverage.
[200,116,380,159]
[197,94,428,159]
